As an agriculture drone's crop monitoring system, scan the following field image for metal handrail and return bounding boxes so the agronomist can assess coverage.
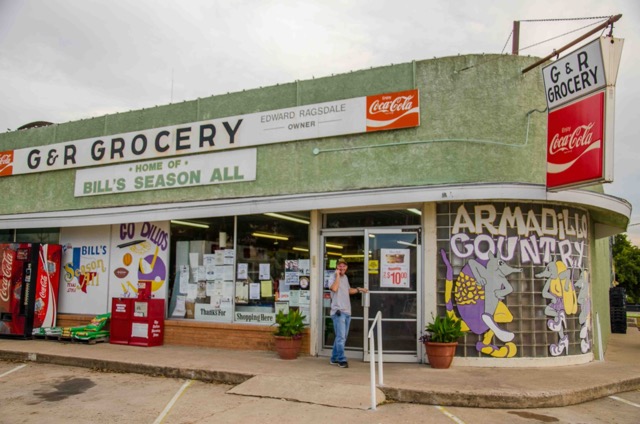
[367,311,384,410]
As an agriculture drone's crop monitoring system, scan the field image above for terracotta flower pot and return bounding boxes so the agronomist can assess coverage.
[425,341,458,369]
[274,335,302,360]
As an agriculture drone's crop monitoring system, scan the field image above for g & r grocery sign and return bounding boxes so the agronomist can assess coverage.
[0,89,420,177]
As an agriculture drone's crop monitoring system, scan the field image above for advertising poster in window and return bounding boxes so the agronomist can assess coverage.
[59,226,112,314]
[380,248,410,288]
[196,280,233,322]
[108,221,170,300]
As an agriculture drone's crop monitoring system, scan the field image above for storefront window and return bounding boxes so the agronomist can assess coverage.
[0,229,13,242]
[235,213,310,324]
[15,228,59,244]
[325,209,421,228]
[167,212,310,325]
[168,217,235,321]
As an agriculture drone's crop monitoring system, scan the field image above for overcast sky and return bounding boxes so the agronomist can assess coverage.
[1,0,638,243]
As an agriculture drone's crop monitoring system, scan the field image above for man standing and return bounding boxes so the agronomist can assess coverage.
[329,257,368,368]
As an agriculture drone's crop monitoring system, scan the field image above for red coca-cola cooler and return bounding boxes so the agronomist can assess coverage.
[0,243,62,338]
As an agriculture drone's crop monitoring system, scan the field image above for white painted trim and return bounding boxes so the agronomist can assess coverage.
[0,183,630,229]
[422,203,438,362]
[309,209,320,356]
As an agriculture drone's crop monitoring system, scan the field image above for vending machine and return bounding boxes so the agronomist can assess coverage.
[0,243,62,337]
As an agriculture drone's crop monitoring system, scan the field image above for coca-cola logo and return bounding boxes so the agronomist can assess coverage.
[549,122,595,156]
[0,154,11,165]
[369,95,415,115]
[1,253,14,302]
[38,274,48,300]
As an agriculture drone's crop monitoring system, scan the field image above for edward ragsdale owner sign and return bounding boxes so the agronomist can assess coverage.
[0,89,419,177]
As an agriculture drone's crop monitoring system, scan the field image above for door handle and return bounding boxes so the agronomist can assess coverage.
[362,292,370,308]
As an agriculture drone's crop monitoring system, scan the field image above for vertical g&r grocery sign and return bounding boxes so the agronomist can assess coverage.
[542,37,623,190]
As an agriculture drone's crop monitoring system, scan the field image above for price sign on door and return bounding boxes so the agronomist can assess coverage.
[380,248,410,288]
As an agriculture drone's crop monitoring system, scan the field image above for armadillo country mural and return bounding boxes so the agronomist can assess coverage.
[437,202,591,359]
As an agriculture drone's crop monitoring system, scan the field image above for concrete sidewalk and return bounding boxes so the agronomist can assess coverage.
[1,331,639,410]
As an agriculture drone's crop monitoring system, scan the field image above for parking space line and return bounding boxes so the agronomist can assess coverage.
[434,405,466,423]
[609,395,640,408]
[0,364,27,378]
[153,379,193,424]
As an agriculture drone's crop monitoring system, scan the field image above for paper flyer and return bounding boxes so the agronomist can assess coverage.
[289,290,300,307]
[275,301,289,315]
[298,259,310,275]
[324,270,335,288]
[249,282,261,300]
[224,249,235,264]
[179,265,190,293]
[235,281,249,304]
[237,263,248,279]
[285,259,298,272]
[261,280,273,298]
[285,271,299,286]
[223,265,234,281]
[380,248,410,288]
[298,290,310,306]
[171,295,186,318]
[259,263,271,280]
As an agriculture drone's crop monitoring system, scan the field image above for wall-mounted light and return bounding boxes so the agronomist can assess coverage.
[171,220,210,229]
[252,232,289,241]
[264,212,310,225]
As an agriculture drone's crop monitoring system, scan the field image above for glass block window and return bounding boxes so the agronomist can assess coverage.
[436,202,591,359]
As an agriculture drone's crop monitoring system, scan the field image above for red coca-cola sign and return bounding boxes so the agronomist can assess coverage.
[547,91,605,189]
[0,150,13,177]
[366,89,420,132]
[0,246,16,313]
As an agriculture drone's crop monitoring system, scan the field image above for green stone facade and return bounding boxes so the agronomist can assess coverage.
[0,55,547,215]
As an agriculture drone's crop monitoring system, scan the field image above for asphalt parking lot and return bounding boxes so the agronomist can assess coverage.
[1,360,640,424]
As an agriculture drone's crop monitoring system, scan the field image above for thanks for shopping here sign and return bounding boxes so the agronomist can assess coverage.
[0,89,420,177]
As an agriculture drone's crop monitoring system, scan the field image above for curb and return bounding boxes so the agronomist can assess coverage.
[381,376,640,409]
[3,348,640,409]
[0,349,253,386]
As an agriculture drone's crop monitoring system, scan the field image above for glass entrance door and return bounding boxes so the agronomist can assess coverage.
[320,230,420,362]
[364,230,420,362]
[321,233,366,360]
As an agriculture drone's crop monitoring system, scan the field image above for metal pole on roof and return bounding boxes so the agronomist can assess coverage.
[512,21,520,55]
[521,14,622,74]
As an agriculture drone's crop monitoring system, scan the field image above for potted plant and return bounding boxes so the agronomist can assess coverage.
[273,309,306,360]
[420,313,464,369]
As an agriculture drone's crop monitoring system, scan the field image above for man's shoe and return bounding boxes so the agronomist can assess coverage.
[338,361,349,368]
[329,359,339,365]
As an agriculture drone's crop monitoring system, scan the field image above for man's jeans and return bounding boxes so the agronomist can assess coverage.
[331,312,351,363]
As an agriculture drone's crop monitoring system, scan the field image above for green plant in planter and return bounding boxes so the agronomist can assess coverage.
[274,309,306,339]
[420,313,464,343]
